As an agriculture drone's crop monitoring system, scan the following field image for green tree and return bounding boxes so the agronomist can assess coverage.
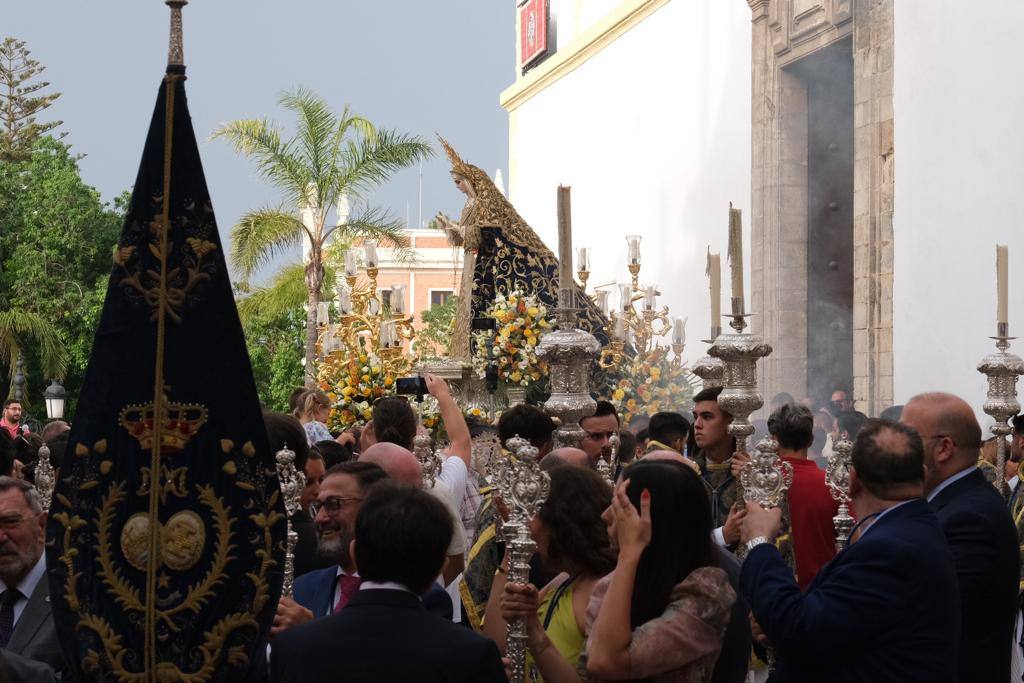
[0,136,123,411]
[0,37,62,163]
[242,308,305,411]
[212,87,431,386]
[414,295,458,361]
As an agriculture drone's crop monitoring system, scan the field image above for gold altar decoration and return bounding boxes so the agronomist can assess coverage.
[580,236,696,420]
[318,256,418,431]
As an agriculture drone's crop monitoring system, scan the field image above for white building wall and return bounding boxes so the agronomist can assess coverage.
[507,0,751,362]
[893,2,1024,420]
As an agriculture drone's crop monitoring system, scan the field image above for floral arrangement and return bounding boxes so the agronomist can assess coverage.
[472,290,551,389]
[602,349,700,425]
[320,351,397,431]
[415,396,494,446]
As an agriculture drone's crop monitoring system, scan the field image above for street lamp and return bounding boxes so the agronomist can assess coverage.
[43,380,66,420]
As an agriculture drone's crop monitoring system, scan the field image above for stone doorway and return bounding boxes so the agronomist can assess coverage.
[749,0,893,414]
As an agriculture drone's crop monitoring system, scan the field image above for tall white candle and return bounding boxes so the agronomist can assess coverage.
[613,314,625,342]
[997,244,1009,326]
[728,205,743,305]
[339,288,351,315]
[707,251,722,330]
[345,250,358,277]
[595,290,610,317]
[557,186,573,290]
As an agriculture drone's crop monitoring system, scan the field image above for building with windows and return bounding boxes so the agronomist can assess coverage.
[501,0,1024,418]
[374,227,463,333]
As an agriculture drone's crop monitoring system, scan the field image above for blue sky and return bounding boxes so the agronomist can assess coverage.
[6,0,513,279]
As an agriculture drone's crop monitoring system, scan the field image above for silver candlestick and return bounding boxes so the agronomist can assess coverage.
[825,437,855,550]
[275,444,306,597]
[978,324,1024,500]
[739,436,791,672]
[596,431,620,485]
[35,443,55,513]
[709,313,772,500]
[502,436,550,683]
[692,327,725,390]
[537,289,601,450]
[413,434,442,488]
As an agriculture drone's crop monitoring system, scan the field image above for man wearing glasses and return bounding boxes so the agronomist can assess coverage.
[902,392,1019,683]
[272,462,452,636]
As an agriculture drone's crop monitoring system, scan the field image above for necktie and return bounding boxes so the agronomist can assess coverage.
[0,588,21,647]
[333,575,361,614]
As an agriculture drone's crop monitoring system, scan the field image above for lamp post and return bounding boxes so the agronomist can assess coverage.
[44,379,67,420]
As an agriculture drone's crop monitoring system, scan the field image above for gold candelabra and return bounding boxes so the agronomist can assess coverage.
[317,257,418,381]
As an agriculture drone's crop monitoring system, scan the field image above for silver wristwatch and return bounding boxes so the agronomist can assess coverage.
[745,536,771,553]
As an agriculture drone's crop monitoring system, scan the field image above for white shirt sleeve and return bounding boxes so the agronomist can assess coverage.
[712,525,728,548]
[437,454,468,509]
[427,484,467,557]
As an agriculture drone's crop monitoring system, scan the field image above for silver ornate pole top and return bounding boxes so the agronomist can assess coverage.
[166,0,188,68]
[413,434,442,488]
[740,436,793,508]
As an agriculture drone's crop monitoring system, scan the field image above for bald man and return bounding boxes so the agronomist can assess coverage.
[541,447,591,471]
[359,443,466,587]
[903,392,1019,683]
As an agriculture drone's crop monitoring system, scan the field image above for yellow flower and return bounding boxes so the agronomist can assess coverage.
[527,307,539,317]
[613,389,625,401]
[626,399,637,411]
[362,374,371,383]
[510,371,522,382]
[384,377,394,387]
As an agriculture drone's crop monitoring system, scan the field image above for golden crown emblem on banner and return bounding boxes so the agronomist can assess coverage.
[118,396,208,453]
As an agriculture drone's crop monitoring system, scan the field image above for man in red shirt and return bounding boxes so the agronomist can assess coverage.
[0,400,27,439]
[768,402,839,589]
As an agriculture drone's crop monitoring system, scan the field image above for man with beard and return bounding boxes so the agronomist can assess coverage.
[579,400,619,468]
[271,462,452,635]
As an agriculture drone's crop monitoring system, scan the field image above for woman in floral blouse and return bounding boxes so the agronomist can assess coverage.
[585,459,736,683]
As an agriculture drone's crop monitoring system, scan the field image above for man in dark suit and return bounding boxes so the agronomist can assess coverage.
[271,484,505,682]
[0,650,57,682]
[903,393,1019,683]
[0,477,65,676]
[272,461,451,636]
[739,419,960,682]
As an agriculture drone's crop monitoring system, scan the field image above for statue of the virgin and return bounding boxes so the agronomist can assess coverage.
[435,138,609,360]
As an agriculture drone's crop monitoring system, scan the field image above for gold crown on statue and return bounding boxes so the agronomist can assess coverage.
[119,396,208,453]
[437,135,474,179]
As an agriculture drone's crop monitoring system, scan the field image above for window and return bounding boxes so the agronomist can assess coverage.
[430,290,454,307]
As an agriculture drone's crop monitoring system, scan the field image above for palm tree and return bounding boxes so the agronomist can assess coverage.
[0,308,68,396]
[213,87,432,386]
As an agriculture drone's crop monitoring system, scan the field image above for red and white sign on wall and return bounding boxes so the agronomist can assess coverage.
[519,0,549,70]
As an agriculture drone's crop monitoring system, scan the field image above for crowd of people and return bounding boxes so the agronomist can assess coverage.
[1,379,1023,682]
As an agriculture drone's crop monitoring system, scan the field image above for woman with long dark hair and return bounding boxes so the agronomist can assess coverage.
[585,459,735,683]
[484,465,617,682]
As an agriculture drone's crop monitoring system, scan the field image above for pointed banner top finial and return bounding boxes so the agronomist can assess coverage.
[166,0,188,69]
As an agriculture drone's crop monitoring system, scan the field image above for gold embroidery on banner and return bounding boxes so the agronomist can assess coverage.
[56,468,279,681]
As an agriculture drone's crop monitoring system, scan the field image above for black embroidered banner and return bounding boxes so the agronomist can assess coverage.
[46,62,285,683]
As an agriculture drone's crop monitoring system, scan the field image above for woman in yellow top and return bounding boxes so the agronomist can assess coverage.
[483,465,615,682]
